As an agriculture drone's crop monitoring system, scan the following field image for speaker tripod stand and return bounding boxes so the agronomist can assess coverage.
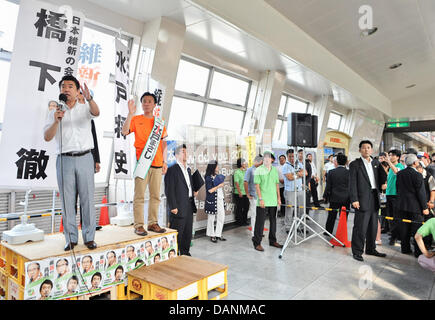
[278,147,345,259]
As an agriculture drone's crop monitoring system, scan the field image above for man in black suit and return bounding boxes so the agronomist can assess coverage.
[164,144,198,256]
[323,153,350,235]
[396,153,429,256]
[349,140,387,262]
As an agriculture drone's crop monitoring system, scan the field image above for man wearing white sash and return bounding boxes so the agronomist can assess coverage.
[122,92,168,236]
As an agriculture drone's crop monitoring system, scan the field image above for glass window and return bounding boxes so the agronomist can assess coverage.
[327,112,342,130]
[175,59,210,96]
[280,120,288,143]
[209,71,249,106]
[0,0,18,127]
[167,97,204,140]
[278,95,286,116]
[0,0,19,52]
[203,104,244,132]
[273,119,282,141]
[172,58,251,134]
[0,60,11,123]
[286,96,308,115]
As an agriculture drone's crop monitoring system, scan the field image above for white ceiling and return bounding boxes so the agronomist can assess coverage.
[265,0,435,102]
[84,0,357,102]
[79,0,397,115]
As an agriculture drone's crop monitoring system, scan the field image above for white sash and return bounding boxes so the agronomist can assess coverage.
[133,117,165,179]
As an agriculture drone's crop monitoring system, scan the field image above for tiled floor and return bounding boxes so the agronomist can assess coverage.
[190,210,435,300]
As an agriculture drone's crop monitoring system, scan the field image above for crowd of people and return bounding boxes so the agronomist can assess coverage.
[320,142,435,270]
[45,75,434,273]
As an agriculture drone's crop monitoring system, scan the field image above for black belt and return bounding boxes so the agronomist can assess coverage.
[151,165,162,169]
[61,150,91,157]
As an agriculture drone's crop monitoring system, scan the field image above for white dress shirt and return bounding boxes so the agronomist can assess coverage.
[324,161,335,173]
[310,162,317,178]
[44,100,96,154]
[278,164,285,188]
[361,157,377,189]
[177,160,192,197]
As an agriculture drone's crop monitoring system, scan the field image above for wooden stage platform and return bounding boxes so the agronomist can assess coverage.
[0,225,178,300]
[1,225,177,261]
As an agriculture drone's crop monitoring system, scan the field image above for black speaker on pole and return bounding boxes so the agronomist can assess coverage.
[287,113,318,147]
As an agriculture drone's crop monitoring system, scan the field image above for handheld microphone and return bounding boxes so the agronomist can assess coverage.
[58,93,68,112]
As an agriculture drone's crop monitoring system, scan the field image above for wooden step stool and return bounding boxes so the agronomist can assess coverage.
[127,256,228,300]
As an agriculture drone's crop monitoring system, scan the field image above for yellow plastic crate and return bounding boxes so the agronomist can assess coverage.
[0,268,8,300]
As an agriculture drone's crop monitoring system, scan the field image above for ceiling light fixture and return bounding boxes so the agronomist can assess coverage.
[389,63,402,69]
[361,27,378,37]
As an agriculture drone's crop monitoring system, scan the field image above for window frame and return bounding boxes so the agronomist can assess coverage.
[327,111,343,131]
[275,93,309,142]
[172,56,252,135]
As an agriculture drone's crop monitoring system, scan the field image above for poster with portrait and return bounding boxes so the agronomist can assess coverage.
[161,233,177,261]
[144,237,159,266]
[76,252,104,294]
[51,256,74,299]
[24,260,53,300]
[22,233,177,299]
[124,242,146,273]
[101,248,125,287]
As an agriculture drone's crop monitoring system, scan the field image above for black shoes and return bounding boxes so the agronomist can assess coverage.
[64,241,97,251]
[365,250,386,258]
[211,237,217,243]
[389,238,396,246]
[85,241,97,250]
[217,237,227,241]
[353,254,364,262]
[64,242,77,251]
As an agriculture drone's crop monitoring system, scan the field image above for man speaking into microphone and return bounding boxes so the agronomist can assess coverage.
[43,75,100,251]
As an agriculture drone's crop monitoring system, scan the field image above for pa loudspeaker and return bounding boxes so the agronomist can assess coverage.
[287,113,318,147]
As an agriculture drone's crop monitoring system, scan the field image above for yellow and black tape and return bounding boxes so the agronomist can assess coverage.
[284,204,428,225]
[0,212,62,222]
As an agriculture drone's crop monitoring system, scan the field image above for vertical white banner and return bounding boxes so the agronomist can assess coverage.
[113,38,132,179]
[0,0,84,189]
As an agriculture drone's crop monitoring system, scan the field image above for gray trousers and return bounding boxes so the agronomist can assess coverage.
[56,152,96,244]
[284,190,304,231]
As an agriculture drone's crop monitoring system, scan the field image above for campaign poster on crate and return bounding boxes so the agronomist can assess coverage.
[21,233,177,300]
[102,248,125,287]
[24,259,52,300]
[124,242,146,273]
[76,252,105,294]
[51,256,74,299]
[145,237,161,266]
[161,233,177,261]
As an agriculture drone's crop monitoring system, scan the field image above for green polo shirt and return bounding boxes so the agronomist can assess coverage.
[417,218,435,239]
[386,162,405,196]
[254,165,279,207]
[233,168,246,195]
